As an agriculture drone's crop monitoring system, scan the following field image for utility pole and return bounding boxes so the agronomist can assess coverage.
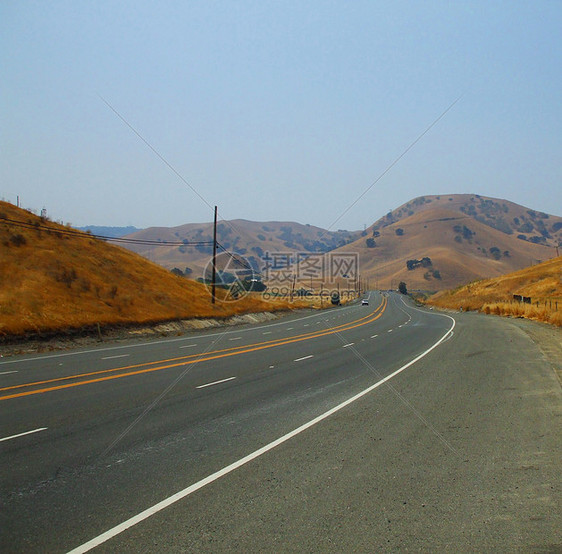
[211,205,217,304]
[291,274,296,302]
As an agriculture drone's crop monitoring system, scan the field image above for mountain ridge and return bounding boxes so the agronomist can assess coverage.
[119,194,561,291]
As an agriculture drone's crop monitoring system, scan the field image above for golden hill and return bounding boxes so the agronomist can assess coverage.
[122,220,360,278]
[0,202,297,337]
[425,256,562,327]
[116,194,560,293]
[335,194,561,291]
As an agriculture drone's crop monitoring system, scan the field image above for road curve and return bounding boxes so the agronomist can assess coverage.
[1,292,560,552]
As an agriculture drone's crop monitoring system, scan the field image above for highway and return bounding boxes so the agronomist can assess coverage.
[1,292,560,552]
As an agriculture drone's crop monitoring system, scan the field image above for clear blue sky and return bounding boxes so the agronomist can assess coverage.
[2,1,561,230]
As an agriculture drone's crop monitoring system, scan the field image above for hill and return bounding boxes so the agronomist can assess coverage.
[77,225,142,238]
[0,202,296,337]
[424,256,562,327]
[335,194,561,291]
[122,220,360,278]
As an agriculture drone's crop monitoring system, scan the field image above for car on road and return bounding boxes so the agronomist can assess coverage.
[361,299,369,305]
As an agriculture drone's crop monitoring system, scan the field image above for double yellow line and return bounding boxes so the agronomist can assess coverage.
[0,297,387,401]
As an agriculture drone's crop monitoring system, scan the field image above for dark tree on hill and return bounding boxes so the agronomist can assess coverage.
[489,247,501,260]
[395,228,404,236]
[366,238,376,248]
[398,281,408,295]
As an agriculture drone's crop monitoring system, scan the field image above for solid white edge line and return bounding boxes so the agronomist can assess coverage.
[195,377,236,389]
[0,427,48,443]
[0,370,18,375]
[0,299,361,366]
[67,312,455,554]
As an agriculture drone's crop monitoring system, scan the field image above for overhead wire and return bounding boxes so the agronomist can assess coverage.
[0,215,213,247]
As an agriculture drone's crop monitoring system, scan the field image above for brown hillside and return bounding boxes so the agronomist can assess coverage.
[337,194,561,291]
[425,256,562,327]
[118,194,560,292]
[0,202,297,337]
[123,220,360,278]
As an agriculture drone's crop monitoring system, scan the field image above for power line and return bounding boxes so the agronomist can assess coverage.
[325,93,465,233]
[0,216,213,247]
[98,96,247,244]
[216,242,256,273]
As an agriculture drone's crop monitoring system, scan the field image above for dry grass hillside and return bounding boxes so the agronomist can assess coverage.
[336,194,561,291]
[0,202,300,337]
[118,194,560,293]
[424,256,562,327]
[123,219,360,278]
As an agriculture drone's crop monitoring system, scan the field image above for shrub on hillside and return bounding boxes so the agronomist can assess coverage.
[9,234,27,246]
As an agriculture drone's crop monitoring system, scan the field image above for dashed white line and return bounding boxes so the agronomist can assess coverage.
[371,335,378,339]
[229,337,242,341]
[0,427,47,443]
[179,344,198,349]
[262,331,272,335]
[101,354,130,360]
[0,370,18,375]
[286,327,294,330]
[342,343,355,348]
[294,355,314,362]
[68,314,456,554]
[196,377,236,389]
[1,305,349,366]
[387,329,393,333]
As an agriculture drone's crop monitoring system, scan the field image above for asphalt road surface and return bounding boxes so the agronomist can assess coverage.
[0,292,560,552]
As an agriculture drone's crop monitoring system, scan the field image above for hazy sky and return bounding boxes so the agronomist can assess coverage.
[2,1,561,231]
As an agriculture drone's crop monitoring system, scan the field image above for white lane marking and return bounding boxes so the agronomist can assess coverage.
[101,354,130,360]
[387,329,393,333]
[179,344,198,349]
[303,324,310,327]
[342,343,354,348]
[229,337,242,341]
[294,355,314,362]
[371,335,378,339]
[286,327,294,330]
[0,370,18,375]
[195,377,236,389]
[0,296,365,365]
[262,331,272,335]
[68,314,455,554]
[0,427,48,443]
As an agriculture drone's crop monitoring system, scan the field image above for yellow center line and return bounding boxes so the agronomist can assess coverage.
[0,300,384,394]
[0,298,387,401]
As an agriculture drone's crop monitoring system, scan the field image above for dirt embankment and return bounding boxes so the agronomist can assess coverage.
[0,310,301,358]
